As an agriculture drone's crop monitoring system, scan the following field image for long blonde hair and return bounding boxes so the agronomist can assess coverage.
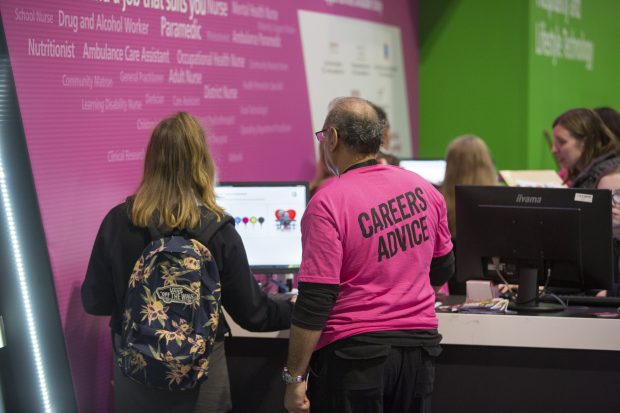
[131,112,224,229]
[441,135,497,236]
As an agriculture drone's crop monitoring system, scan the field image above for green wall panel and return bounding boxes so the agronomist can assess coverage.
[419,0,528,169]
[419,0,620,172]
[527,0,620,169]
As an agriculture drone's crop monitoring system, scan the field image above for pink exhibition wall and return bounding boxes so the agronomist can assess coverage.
[0,1,418,411]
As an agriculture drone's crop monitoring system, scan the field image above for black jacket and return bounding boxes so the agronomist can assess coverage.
[572,153,620,189]
[81,201,292,338]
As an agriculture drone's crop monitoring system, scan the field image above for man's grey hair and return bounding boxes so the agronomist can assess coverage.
[325,97,385,154]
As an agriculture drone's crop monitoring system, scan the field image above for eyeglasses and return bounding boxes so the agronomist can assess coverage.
[613,191,620,206]
[315,129,328,142]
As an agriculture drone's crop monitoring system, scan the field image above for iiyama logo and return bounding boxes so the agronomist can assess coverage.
[516,194,542,204]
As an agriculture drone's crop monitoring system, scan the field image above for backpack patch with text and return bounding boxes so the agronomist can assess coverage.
[117,236,221,390]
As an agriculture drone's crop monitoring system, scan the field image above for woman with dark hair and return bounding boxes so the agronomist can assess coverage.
[82,112,293,413]
[370,102,400,166]
[308,145,336,198]
[552,108,620,188]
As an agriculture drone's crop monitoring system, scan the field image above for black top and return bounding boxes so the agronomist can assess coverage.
[611,238,620,297]
[81,201,293,338]
[572,153,620,189]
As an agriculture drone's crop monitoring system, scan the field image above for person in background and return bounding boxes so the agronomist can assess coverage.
[371,102,400,166]
[594,106,620,143]
[439,135,497,295]
[441,135,497,239]
[309,147,336,198]
[81,112,293,413]
[552,108,620,188]
[595,165,620,297]
[284,97,454,413]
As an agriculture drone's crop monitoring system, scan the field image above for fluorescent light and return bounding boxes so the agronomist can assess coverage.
[0,159,52,413]
[0,315,5,349]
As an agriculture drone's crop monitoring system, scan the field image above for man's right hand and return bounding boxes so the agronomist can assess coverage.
[284,382,310,413]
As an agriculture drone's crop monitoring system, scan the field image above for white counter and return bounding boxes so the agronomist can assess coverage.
[436,312,620,351]
[225,311,620,352]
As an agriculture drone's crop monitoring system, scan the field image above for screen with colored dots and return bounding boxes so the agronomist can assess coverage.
[215,182,308,273]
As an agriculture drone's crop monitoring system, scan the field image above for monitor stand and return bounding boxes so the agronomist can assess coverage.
[508,266,563,312]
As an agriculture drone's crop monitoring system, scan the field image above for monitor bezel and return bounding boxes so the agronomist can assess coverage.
[455,185,614,305]
[398,158,447,186]
[216,181,309,274]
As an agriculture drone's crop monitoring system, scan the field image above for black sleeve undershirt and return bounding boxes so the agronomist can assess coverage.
[430,250,455,286]
[291,282,339,330]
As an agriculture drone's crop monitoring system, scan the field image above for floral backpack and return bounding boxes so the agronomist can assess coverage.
[117,226,222,390]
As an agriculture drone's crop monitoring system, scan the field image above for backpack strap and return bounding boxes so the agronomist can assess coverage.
[195,212,235,337]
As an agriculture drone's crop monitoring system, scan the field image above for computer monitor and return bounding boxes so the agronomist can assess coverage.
[398,159,446,186]
[215,182,308,273]
[456,185,614,311]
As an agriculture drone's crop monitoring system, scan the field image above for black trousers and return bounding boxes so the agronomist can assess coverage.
[307,340,436,413]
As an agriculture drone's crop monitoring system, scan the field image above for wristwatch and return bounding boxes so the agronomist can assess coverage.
[282,367,306,384]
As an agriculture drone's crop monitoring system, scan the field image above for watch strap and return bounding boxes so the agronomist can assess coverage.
[282,367,306,384]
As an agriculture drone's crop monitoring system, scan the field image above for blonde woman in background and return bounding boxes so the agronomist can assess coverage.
[441,135,497,237]
[440,135,497,295]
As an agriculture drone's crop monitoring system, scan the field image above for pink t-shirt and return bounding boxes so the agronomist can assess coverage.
[299,164,453,350]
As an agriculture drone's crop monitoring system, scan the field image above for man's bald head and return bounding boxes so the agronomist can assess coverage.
[324,97,385,155]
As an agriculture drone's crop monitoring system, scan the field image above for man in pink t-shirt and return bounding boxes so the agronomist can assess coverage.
[284,97,454,413]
